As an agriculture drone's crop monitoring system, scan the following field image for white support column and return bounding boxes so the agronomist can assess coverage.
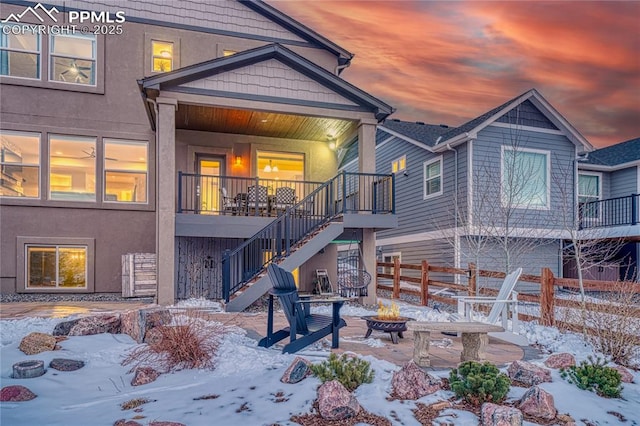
[358,120,378,305]
[156,97,178,306]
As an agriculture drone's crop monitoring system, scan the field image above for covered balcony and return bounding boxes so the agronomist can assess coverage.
[579,194,640,238]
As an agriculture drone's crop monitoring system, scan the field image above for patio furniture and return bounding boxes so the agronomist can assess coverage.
[247,185,269,215]
[258,263,347,353]
[271,186,297,215]
[220,187,240,215]
[407,321,504,367]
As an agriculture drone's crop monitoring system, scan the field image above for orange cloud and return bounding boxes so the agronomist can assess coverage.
[272,0,639,147]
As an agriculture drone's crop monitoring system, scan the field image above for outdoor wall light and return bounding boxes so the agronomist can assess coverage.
[235,156,242,166]
[329,141,336,150]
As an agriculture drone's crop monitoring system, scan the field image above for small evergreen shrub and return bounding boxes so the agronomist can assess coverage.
[449,361,510,405]
[560,356,622,398]
[309,353,374,391]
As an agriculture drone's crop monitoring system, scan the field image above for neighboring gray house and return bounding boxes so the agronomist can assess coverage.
[339,89,640,287]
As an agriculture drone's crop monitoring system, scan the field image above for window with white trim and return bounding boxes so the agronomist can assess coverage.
[0,24,40,79]
[50,33,96,85]
[392,155,406,173]
[423,157,442,199]
[26,244,88,289]
[578,172,601,219]
[0,130,40,198]
[382,252,401,275]
[104,139,148,203]
[501,147,549,208]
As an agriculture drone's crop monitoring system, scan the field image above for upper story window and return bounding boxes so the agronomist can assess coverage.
[423,156,442,199]
[151,40,173,72]
[392,155,406,173]
[0,131,40,198]
[104,139,148,203]
[578,172,601,219]
[501,147,550,209]
[0,25,40,79]
[50,33,96,85]
[49,134,96,201]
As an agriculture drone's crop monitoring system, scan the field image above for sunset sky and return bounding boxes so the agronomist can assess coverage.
[273,1,640,147]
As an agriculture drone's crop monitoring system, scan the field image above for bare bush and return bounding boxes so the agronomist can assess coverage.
[122,310,226,373]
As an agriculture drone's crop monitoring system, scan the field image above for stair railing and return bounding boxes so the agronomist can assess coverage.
[221,171,395,302]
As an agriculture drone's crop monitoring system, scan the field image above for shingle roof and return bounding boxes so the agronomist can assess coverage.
[381,119,454,147]
[436,91,530,144]
[581,137,640,166]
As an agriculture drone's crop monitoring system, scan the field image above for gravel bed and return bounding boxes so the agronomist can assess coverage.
[0,292,155,304]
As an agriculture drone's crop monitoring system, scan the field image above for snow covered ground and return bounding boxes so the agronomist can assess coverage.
[1,298,638,425]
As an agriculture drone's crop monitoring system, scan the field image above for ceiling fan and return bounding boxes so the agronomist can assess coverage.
[52,147,118,161]
[57,60,92,83]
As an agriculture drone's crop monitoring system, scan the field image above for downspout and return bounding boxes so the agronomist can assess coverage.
[447,143,459,279]
[334,62,350,75]
[145,97,160,304]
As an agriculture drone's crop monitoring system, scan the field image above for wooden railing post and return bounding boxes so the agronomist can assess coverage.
[420,260,429,306]
[392,257,400,299]
[540,267,555,326]
[468,262,477,297]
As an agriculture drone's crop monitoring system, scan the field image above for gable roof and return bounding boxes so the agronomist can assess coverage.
[139,43,394,125]
[381,119,454,147]
[434,89,593,152]
[580,137,640,167]
[241,0,353,65]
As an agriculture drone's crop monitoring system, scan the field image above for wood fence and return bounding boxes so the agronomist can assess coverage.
[376,259,640,335]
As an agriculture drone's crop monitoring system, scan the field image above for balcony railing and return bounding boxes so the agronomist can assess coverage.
[580,194,639,229]
[177,174,323,216]
[221,171,395,301]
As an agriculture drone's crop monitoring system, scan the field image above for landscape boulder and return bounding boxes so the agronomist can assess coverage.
[281,356,312,384]
[507,361,552,386]
[131,367,160,386]
[69,314,121,336]
[49,358,85,372]
[391,360,442,400]
[481,402,523,426]
[317,380,360,421]
[52,318,81,336]
[517,386,557,420]
[114,421,143,426]
[1,385,37,402]
[612,366,634,383]
[19,332,56,355]
[121,308,172,343]
[544,353,575,369]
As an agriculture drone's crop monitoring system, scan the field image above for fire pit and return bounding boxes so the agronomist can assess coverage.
[362,301,414,344]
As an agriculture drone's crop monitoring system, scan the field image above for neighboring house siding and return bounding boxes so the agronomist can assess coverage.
[496,100,559,130]
[460,237,560,293]
[179,59,358,106]
[375,140,468,239]
[610,166,637,198]
[378,238,455,283]
[473,126,575,231]
[46,0,308,43]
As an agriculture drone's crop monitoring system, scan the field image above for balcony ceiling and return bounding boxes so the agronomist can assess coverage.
[175,104,357,142]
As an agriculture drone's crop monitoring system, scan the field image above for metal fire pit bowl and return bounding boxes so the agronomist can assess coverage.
[362,315,415,344]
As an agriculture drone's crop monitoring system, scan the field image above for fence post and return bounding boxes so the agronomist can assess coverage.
[540,267,555,326]
[468,262,477,297]
[393,257,401,299]
[421,260,429,306]
[222,249,231,303]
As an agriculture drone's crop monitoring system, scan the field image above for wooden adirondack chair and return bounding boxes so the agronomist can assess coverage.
[258,263,347,353]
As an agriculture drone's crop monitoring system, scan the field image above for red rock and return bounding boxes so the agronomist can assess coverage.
[1,385,37,402]
[281,356,311,384]
[18,332,56,355]
[143,327,164,345]
[481,402,523,426]
[612,366,634,383]
[121,308,172,343]
[507,361,552,386]
[391,360,442,400]
[317,380,360,421]
[517,386,556,420]
[544,353,575,369]
[131,367,160,386]
[69,314,121,336]
[114,420,143,426]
